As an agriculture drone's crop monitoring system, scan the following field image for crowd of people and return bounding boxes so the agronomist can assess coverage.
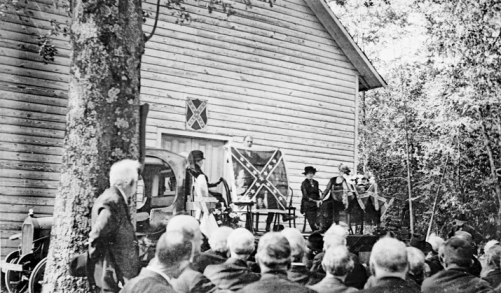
[85,159,501,293]
[120,215,501,293]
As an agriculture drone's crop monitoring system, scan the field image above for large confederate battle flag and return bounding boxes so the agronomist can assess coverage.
[229,146,288,211]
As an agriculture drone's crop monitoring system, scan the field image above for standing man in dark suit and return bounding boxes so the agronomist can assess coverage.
[301,166,321,232]
[204,228,260,291]
[89,159,142,292]
[238,232,317,293]
[359,237,420,293]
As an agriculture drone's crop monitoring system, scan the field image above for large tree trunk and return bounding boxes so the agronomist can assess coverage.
[42,0,144,291]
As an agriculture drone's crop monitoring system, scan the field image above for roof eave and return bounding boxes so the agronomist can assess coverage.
[303,0,387,91]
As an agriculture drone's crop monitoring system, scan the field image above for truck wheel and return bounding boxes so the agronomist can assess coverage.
[4,253,21,293]
[28,257,46,293]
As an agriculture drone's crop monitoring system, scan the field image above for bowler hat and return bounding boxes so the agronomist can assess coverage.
[302,166,317,175]
[307,231,324,252]
[455,213,468,222]
[191,150,205,161]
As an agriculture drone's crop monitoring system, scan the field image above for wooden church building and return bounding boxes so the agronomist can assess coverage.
[0,0,385,259]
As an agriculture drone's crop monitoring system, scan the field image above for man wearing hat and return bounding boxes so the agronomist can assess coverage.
[448,213,483,246]
[421,237,493,293]
[301,166,322,231]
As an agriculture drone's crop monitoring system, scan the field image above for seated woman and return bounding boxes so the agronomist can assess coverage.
[186,150,225,208]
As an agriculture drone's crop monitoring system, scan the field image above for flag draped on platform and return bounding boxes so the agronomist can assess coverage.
[230,147,289,211]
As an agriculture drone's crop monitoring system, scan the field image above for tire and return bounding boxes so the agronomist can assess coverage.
[28,257,46,293]
[4,254,21,293]
[11,253,34,293]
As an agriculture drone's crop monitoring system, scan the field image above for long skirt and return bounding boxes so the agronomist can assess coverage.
[319,199,344,232]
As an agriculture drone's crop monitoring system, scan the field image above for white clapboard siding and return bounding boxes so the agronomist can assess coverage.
[0,0,366,259]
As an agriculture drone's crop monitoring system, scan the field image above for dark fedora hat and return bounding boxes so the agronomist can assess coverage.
[302,166,317,175]
[455,213,468,222]
[307,231,324,252]
[190,150,205,161]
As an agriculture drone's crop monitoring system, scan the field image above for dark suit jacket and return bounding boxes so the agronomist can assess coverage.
[360,277,420,293]
[238,270,317,293]
[421,267,493,293]
[483,268,501,288]
[204,258,260,291]
[89,186,140,291]
[288,263,323,286]
[301,179,321,213]
[308,275,358,293]
[193,249,228,273]
[120,268,176,293]
[173,266,216,293]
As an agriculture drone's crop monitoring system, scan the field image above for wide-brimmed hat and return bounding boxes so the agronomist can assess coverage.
[190,150,205,161]
[455,213,468,222]
[307,231,324,252]
[339,164,351,175]
[302,166,317,175]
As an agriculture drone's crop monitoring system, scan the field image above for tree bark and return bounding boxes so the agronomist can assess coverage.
[42,0,144,291]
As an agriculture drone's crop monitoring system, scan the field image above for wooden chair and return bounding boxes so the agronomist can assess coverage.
[251,186,296,233]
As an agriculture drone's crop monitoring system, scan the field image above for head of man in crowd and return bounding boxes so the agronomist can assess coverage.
[441,237,473,270]
[109,159,141,201]
[428,233,445,255]
[244,135,254,148]
[484,240,500,254]
[166,215,203,262]
[227,228,255,261]
[255,232,292,273]
[322,246,354,282]
[281,228,306,263]
[481,245,501,277]
[370,237,408,280]
[148,230,196,278]
[406,247,426,282]
[455,213,468,227]
[325,224,348,239]
[209,226,234,257]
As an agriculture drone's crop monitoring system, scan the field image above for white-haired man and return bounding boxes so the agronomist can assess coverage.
[121,230,194,293]
[308,246,357,293]
[426,233,444,276]
[281,228,322,285]
[310,225,368,290]
[360,237,420,293]
[166,215,216,293]
[204,228,260,290]
[239,232,317,293]
[89,159,141,292]
[193,226,233,273]
[406,247,426,286]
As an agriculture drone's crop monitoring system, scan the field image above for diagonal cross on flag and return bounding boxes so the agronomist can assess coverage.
[231,148,287,210]
[187,99,208,129]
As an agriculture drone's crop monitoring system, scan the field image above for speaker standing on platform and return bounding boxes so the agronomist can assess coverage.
[300,166,321,232]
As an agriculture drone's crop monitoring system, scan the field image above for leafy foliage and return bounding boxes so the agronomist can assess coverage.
[331,0,501,239]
